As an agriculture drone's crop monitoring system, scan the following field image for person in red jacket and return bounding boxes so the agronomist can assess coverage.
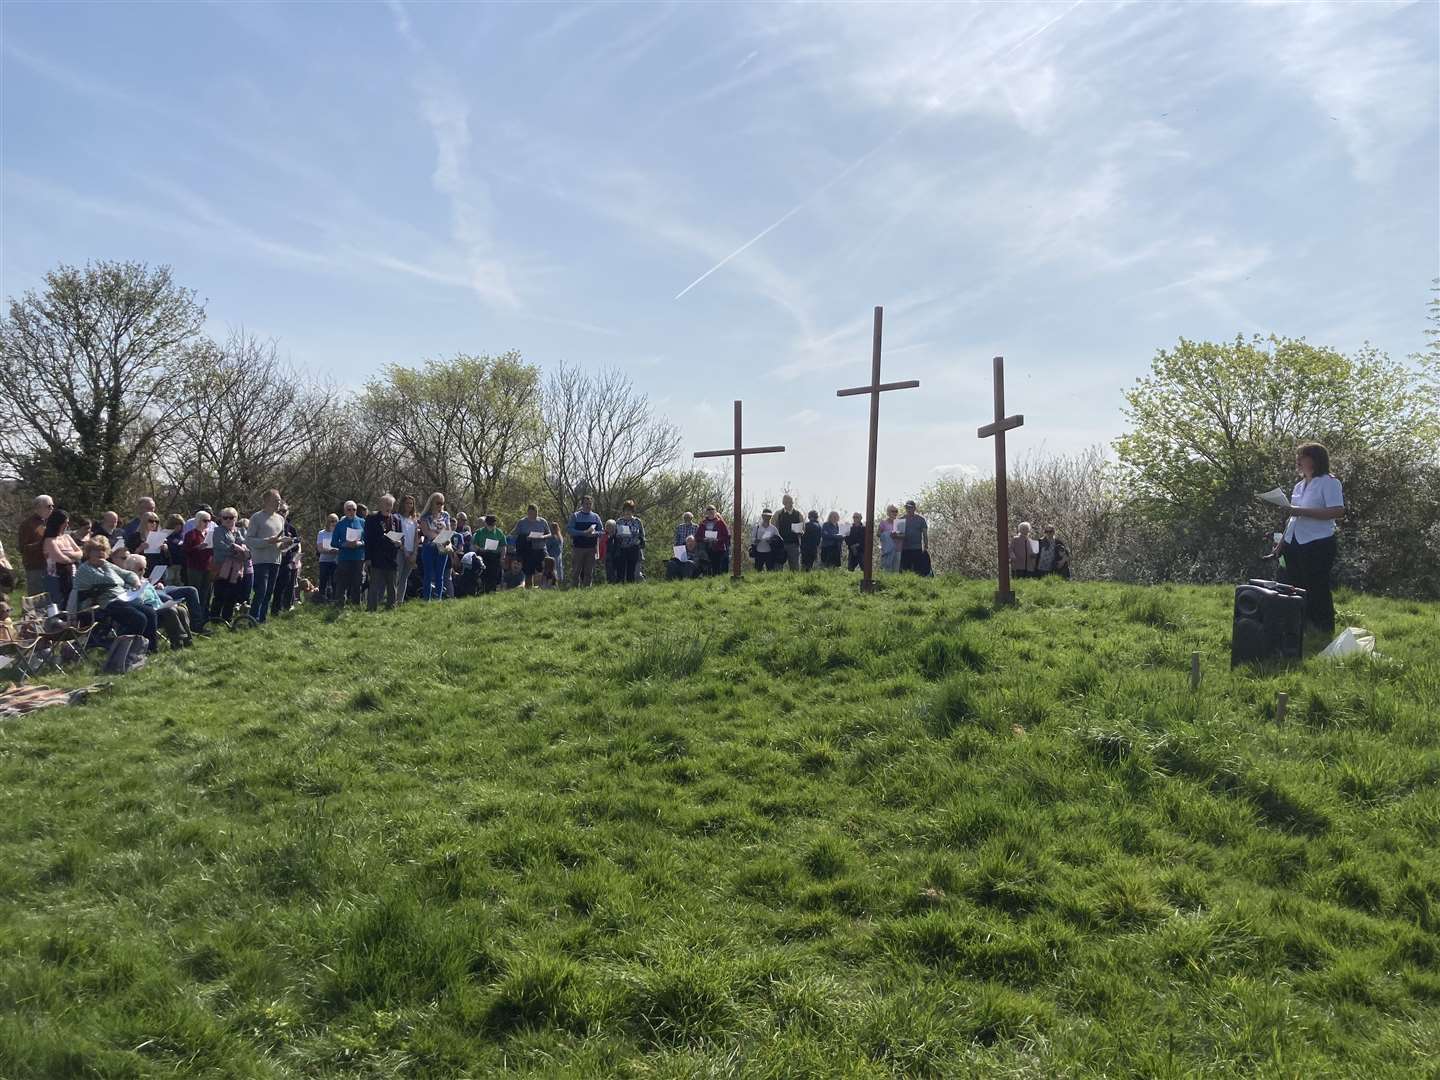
[697,505,730,576]
[182,510,216,616]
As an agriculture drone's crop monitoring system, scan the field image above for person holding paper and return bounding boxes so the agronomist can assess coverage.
[819,511,844,568]
[567,496,603,587]
[879,505,901,573]
[74,535,159,653]
[121,496,156,555]
[898,500,929,574]
[696,506,730,577]
[333,501,367,608]
[315,513,339,602]
[846,512,866,571]
[134,512,166,577]
[363,494,404,611]
[1009,522,1039,578]
[123,553,193,648]
[613,501,646,584]
[182,510,216,616]
[666,535,703,580]
[245,489,294,623]
[474,514,506,593]
[673,511,699,549]
[774,496,804,572]
[510,504,551,586]
[750,509,780,572]
[800,510,822,571]
[1270,441,1345,636]
[160,514,187,586]
[417,492,453,601]
[395,495,420,602]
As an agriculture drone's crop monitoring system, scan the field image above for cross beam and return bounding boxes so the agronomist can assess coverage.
[835,306,920,592]
[976,355,1023,605]
[694,399,785,580]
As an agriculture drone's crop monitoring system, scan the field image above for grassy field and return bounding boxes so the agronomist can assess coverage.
[1,572,1436,1078]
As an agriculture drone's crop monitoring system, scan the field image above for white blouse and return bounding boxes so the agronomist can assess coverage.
[1285,474,1343,546]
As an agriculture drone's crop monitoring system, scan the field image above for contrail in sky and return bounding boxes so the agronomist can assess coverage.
[674,0,1086,301]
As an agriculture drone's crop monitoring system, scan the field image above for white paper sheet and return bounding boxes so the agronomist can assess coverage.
[121,587,146,603]
[791,523,804,534]
[145,529,170,553]
[385,530,404,544]
[529,531,548,541]
[483,538,499,552]
[705,530,717,540]
[345,527,362,543]
[1029,538,1040,555]
[618,526,631,536]
[673,544,688,560]
[1255,488,1290,508]
[434,529,454,548]
[838,523,851,537]
[147,564,166,584]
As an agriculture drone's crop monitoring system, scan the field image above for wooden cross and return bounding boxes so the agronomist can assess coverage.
[836,306,920,593]
[693,400,785,580]
[977,355,1023,605]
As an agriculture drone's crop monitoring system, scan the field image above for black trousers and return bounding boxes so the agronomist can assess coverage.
[1288,535,1337,635]
[617,547,641,583]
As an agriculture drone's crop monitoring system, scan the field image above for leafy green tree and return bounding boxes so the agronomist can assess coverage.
[357,352,542,513]
[0,261,206,509]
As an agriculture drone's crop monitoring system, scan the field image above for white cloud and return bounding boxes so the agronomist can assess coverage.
[386,1,520,309]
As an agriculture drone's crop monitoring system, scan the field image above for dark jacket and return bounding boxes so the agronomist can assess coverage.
[800,521,822,555]
[364,512,403,569]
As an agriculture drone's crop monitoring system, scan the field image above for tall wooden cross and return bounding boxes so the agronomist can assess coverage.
[977,355,1023,605]
[836,306,920,593]
[693,400,785,580]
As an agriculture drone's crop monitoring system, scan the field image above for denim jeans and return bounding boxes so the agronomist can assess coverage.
[420,545,447,600]
[105,598,158,651]
[251,562,281,623]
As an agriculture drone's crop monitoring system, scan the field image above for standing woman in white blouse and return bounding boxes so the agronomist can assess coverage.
[1276,442,1345,636]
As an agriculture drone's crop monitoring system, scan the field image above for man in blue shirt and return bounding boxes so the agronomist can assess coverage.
[566,495,603,588]
[333,500,367,608]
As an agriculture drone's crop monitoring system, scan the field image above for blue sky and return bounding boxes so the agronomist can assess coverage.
[3,1,1436,510]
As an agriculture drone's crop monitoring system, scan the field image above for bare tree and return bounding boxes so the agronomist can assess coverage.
[540,363,683,522]
[162,329,341,513]
[0,261,206,509]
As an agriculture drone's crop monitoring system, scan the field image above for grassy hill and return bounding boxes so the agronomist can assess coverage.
[1,574,1436,1078]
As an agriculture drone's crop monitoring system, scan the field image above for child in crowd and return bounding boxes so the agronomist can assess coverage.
[538,556,560,590]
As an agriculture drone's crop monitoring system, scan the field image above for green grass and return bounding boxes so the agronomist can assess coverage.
[1,574,1437,1077]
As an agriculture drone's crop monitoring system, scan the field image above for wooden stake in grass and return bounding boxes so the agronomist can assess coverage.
[977,355,1024,606]
[1190,651,1201,690]
[835,306,919,594]
[1275,692,1288,725]
[693,400,785,580]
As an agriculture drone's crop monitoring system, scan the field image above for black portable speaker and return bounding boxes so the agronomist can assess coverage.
[1231,580,1307,665]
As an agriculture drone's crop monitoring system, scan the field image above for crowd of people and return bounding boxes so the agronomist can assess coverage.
[3,485,1079,660]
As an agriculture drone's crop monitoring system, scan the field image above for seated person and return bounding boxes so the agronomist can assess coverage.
[453,551,482,598]
[666,535,704,579]
[500,554,527,591]
[0,600,15,644]
[537,555,560,590]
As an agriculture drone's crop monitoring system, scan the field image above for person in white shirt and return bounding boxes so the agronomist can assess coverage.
[751,509,780,572]
[316,513,340,601]
[1271,441,1344,636]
